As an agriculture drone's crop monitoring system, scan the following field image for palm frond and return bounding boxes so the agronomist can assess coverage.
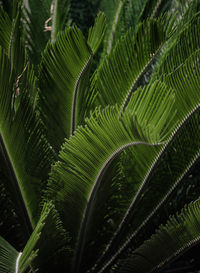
[19,202,69,273]
[120,0,146,32]
[87,12,107,54]
[38,14,106,151]
[92,40,200,273]
[93,15,174,110]
[0,202,65,273]
[116,198,200,273]
[0,46,55,230]
[156,11,200,78]
[45,79,175,272]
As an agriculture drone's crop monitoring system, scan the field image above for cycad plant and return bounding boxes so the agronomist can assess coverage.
[1,0,200,272]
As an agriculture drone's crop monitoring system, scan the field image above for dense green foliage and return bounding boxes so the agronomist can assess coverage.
[1,0,200,272]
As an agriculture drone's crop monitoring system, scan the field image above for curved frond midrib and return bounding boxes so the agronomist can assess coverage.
[150,237,200,273]
[71,52,93,135]
[122,47,161,111]
[72,141,159,273]
[95,103,200,273]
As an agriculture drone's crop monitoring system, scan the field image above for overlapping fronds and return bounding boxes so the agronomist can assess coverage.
[19,202,69,273]
[0,202,67,273]
[93,15,174,109]
[45,79,175,272]
[92,30,200,273]
[87,12,107,54]
[157,11,200,77]
[38,14,106,152]
[139,0,171,20]
[1,1,200,272]
[120,0,146,32]
[0,47,55,230]
[116,198,200,273]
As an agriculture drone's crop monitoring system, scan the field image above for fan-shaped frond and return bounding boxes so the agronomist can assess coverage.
[19,202,69,273]
[92,41,200,273]
[45,79,175,272]
[87,12,107,55]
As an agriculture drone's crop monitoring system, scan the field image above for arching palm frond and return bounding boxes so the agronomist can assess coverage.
[45,78,175,272]
[38,12,106,152]
[116,198,200,273]
[93,15,174,109]
[92,18,200,273]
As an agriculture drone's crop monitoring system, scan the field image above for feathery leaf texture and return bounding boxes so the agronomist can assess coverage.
[1,1,200,273]
[38,14,106,151]
[93,30,200,273]
[93,15,174,109]
[0,47,55,227]
[117,198,200,273]
[45,79,175,272]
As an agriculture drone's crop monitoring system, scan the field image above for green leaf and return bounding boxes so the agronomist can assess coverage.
[93,44,200,273]
[157,11,200,78]
[45,79,175,272]
[0,202,66,273]
[0,47,55,229]
[116,198,200,273]
[93,15,174,110]
[38,16,106,151]
[87,12,107,54]
[19,202,69,273]
[139,0,171,20]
